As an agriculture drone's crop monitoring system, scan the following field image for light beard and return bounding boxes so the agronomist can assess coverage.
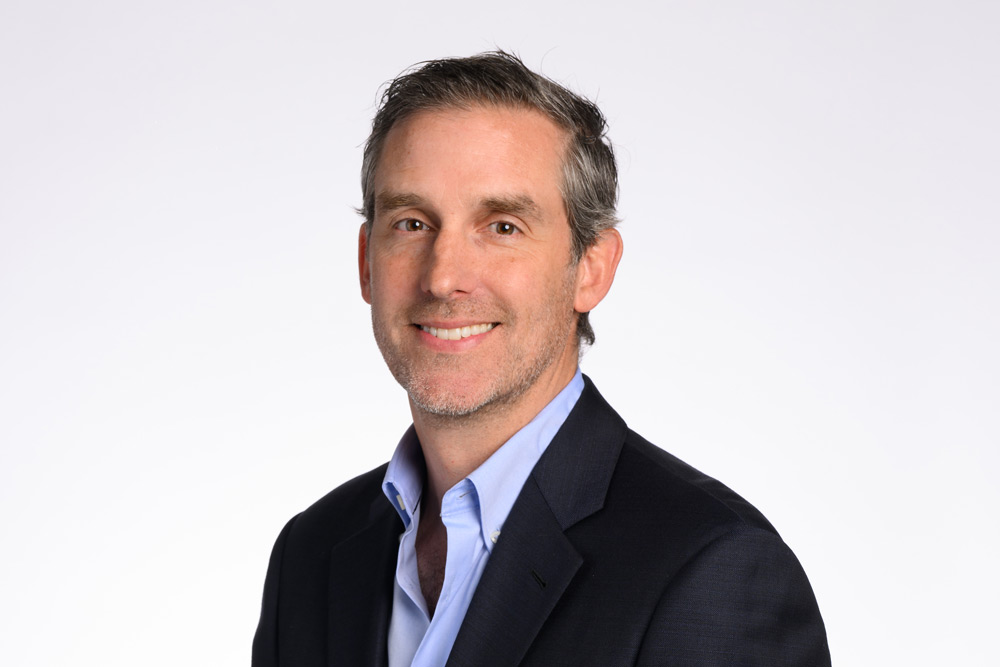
[370,280,578,422]
[399,333,565,421]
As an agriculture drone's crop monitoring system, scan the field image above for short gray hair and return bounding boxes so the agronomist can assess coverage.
[360,51,619,347]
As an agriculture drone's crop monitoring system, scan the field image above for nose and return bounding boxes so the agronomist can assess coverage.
[420,229,477,300]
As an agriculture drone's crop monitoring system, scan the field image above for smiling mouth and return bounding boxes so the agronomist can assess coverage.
[419,323,496,341]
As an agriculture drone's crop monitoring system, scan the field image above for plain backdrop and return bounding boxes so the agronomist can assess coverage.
[1,1,997,664]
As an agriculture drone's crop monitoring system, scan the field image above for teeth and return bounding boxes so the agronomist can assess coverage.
[421,323,495,341]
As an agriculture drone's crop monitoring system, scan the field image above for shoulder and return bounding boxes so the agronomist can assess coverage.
[550,376,777,548]
[567,424,783,581]
[525,407,831,664]
[551,412,829,662]
[281,463,392,552]
[302,462,389,518]
[616,428,776,533]
[571,393,829,663]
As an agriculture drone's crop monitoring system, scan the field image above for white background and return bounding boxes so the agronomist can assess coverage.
[2,1,997,664]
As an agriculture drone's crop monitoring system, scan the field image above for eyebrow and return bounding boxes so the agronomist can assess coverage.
[480,194,543,220]
[374,191,544,221]
[375,191,425,214]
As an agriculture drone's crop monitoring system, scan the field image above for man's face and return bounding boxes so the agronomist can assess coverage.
[359,106,585,418]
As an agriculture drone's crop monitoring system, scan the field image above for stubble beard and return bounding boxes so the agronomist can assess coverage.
[370,278,578,422]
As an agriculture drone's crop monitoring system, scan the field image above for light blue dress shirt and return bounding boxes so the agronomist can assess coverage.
[381,370,584,667]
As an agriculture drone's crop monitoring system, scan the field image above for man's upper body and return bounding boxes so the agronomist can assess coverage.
[253,52,830,666]
[252,373,829,666]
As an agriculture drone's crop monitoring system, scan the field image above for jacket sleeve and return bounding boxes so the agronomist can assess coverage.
[251,516,298,667]
[636,525,831,666]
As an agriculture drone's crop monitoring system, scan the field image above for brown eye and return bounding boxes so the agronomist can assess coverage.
[395,219,428,232]
[493,221,518,235]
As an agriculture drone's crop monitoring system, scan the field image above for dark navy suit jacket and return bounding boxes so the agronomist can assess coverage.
[252,376,831,666]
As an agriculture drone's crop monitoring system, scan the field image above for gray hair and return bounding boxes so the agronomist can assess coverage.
[359,51,619,347]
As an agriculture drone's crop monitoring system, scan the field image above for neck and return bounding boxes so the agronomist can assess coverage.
[411,363,577,506]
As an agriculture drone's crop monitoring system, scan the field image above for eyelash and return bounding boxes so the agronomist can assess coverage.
[393,219,521,236]
[490,221,520,236]
[393,219,430,232]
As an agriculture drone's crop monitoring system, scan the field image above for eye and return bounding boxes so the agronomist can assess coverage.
[490,221,520,236]
[394,219,430,232]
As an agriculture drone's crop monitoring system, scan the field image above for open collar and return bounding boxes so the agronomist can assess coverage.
[446,375,628,666]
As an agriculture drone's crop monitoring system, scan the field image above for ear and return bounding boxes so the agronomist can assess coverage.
[358,222,373,304]
[573,229,623,314]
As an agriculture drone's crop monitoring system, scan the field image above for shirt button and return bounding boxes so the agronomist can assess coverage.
[490,530,501,544]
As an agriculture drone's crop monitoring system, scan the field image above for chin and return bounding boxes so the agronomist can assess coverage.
[405,376,504,418]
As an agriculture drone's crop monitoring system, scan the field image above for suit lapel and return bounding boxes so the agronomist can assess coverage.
[326,499,401,667]
[446,475,583,666]
[446,376,628,666]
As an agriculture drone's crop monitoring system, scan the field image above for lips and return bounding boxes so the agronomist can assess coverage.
[419,323,496,341]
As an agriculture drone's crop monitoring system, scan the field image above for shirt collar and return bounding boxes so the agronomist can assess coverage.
[382,424,424,528]
[381,370,584,546]
[467,369,583,552]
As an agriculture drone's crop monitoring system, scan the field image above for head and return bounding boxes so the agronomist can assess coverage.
[359,51,620,347]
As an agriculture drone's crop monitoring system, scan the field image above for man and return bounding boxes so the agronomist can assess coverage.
[253,52,830,666]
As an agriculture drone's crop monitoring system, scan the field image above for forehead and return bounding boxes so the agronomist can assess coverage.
[374,106,569,203]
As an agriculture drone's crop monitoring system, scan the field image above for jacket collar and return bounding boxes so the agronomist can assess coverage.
[323,375,627,667]
[326,496,400,667]
[446,375,627,666]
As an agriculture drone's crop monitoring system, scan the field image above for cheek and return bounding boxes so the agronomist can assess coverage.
[370,250,417,290]
[371,273,407,304]
[490,258,573,307]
